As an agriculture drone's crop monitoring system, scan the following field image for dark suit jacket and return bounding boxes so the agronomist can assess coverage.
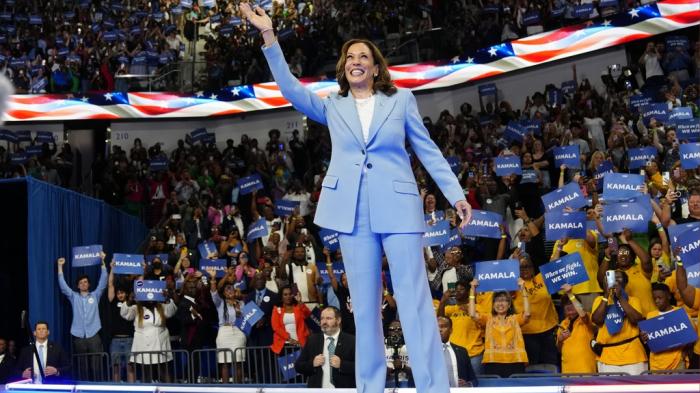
[295,331,355,388]
[244,288,279,346]
[0,353,16,383]
[449,342,478,387]
[16,341,71,381]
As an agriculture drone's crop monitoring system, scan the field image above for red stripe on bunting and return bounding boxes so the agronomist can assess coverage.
[665,10,700,23]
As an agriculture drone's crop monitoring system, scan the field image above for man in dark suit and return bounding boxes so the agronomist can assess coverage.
[438,316,478,387]
[244,272,279,347]
[295,306,355,388]
[17,321,71,382]
[0,337,16,383]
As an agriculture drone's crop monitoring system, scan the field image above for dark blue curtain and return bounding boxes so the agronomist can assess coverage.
[24,177,147,349]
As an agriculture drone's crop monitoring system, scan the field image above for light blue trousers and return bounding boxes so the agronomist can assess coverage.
[338,176,450,393]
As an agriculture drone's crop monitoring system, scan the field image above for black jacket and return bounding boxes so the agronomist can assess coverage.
[244,288,280,346]
[448,342,478,387]
[295,331,355,388]
[16,341,71,381]
[0,353,16,383]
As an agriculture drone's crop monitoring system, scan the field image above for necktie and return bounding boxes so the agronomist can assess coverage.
[327,337,336,384]
[443,343,457,387]
[256,291,263,305]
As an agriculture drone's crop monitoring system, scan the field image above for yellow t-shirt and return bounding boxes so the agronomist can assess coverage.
[514,274,558,334]
[592,295,648,366]
[444,292,492,357]
[646,308,689,370]
[692,288,700,356]
[623,264,657,317]
[664,271,698,318]
[478,313,528,364]
[558,313,597,373]
[553,236,602,294]
[650,252,672,283]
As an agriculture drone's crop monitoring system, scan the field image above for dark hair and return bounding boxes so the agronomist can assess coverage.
[491,291,517,316]
[614,269,630,286]
[651,282,671,296]
[34,321,49,330]
[455,280,469,290]
[335,39,397,98]
[437,316,452,328]
[76,274,90,287]
[322,306,341,319]
[560,293,574,308]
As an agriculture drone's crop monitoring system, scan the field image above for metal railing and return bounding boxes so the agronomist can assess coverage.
[109,350,191,383]
[190,348,234,383]
[235,345,305,385]
[71,352,110,382]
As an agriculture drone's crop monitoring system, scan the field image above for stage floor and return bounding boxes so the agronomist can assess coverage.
[5,376,700,393]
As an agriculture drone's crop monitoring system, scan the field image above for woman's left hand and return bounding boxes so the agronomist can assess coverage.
[455,200,472,229]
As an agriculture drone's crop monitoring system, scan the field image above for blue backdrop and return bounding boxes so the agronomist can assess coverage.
[2,177,148,349]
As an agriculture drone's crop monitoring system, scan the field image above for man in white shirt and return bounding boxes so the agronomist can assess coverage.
[17,322,71,382]
[294,306,356,388]
[438,316,478,387]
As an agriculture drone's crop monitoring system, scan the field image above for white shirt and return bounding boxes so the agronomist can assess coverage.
[354,95,376,143]
[443,343,459,387]
[33,341,48,378]
[441,267,458,293]
[322,331,340,388]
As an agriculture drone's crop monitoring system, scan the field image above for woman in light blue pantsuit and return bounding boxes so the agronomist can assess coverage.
[242,4,473,392]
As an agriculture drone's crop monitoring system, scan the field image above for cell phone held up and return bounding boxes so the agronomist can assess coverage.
[605,270,616,290]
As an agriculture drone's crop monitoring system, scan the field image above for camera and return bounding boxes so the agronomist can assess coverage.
[386,331,405,348]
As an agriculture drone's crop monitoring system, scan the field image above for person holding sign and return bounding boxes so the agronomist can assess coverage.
[468,278,530,377]
[241,4,473,392]
[676,260,700,369]
[57,254,107,381]
[513,252,559,368]
[556,284,597,374]
[119,283,177,382]
[641,283,694,370]
[107,262,135,382]
[591,270,647,375]
[207,268,247,384]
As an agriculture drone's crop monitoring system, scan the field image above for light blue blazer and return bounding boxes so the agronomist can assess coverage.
[262,42,464,234]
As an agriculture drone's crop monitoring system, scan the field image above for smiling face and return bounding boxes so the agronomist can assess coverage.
[492,293,511,316]
[343,42,378,92]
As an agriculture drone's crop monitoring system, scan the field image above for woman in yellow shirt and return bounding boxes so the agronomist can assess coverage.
[514,253,558,367]
[677,262,700,369]
[592,270,648,375]
[557,284,597,373]
[469,278,530,378]
[641,283,691,370]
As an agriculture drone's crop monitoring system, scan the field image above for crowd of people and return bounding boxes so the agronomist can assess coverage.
[1,0,662,93]
[1,16,700,388]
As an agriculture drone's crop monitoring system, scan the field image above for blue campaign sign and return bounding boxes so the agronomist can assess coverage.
[478,83,497,97]
[237,174,264,195]
[679,143,700,170]
[305,306,322,333]
[424,210,445,223]
[522,10,540,25]
[0,129,17,143]
[474,259,519,293]
[677,226,700,267]
[278,350,301,381]
[547,89,563,107]
[442,228,463,250]
[199,258,227,278]
[561,80,577,95]
[274,199,300,217]
[627,146,657,169]
[595,160,614,191]
[203,133,216,144]
[10,153,27,165]
[574,3,594,18]
[554,145,580,169]
[544,211,586,241]
[541,181,587,212]
[72,245,103,267]
[520,119,542,136]
[521,169,539,184]
[16,130,31,142]
[641,103,669,126]
[149,157,169,172]
[446,156,461,174]
[423,219,451,247]
[675,119,700,142]
[113,253,144,275]
[551,6,565,17]
[26,145,43,157]
[686,263,700,288]
[586,220,605,243]
[668,222,700,250]
[235,302,264,336]
[605,303,625,335]
[600,0,618,7]
[35,131,55,143]
[504,121,525,143]
[603,173,644,200]
[639,308,698,353]
[494,155,522,176]
[133,280,166,302]
[629,94,652,110]
[316,261,345,284]
[669,107,693,122]
[665,35,689,50]
[180,0,192,8]
[247,218,269,241]
[319,228,341,252]
[602,196,652,233]
[190,127,207,142]
[145,253,169,264]
[539,252,589,294]
[463,210,502,239]
[198,241,218,259]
